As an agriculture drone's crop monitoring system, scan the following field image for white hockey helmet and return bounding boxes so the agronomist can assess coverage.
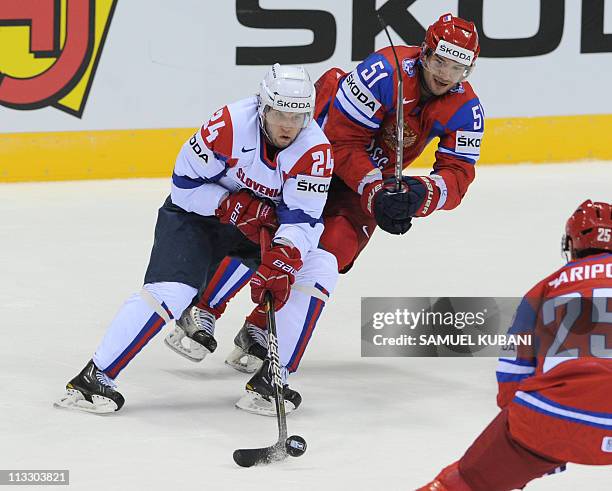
[257,63,316,130]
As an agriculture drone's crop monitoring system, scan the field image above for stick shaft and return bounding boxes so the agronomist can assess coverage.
[259,229,288,441]
[378,14,404,191]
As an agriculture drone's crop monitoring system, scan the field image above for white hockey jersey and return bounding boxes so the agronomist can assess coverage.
[171,97,334,257]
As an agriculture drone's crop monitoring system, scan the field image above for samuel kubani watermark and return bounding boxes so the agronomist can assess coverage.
[361,297,532,357]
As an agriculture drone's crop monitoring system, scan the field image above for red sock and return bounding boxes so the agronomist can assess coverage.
[245,306,267,330]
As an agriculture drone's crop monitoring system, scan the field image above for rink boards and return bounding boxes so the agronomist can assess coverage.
[2,113,611,182]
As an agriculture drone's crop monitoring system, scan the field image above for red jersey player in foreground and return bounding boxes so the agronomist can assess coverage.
[418,200,612,491]
[165,14,485,376]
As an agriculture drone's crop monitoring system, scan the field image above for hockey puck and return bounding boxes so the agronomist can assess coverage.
[285,435,307,457]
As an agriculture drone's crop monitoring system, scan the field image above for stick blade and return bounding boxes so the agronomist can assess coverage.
[233,443,287,467]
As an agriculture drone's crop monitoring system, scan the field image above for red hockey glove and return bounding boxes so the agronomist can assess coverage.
[215,189,277,243]
[250,244,303,311]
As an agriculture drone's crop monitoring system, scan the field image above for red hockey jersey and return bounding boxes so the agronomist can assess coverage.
[314,46,484,211]
[496,253,612,464]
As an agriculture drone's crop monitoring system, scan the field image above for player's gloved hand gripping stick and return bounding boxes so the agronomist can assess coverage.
[232,228,307,467]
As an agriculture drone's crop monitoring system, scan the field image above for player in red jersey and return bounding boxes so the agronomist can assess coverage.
[165,14,485,373]
[315,12,483,263]
[418,200,612,491]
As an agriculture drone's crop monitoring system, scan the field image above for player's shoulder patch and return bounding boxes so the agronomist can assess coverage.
[401,57,418,78]
[454,130,482,155]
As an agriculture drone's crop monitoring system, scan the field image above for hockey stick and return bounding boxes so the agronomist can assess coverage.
[377,13,404,192]
[232,228,307,467]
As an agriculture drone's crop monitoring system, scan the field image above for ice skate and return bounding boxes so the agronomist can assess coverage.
[54,360,124,414]
[164,306,217,362]
[235,359,301,416]
[225,320,267,373]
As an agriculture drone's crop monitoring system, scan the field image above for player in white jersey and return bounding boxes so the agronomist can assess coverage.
[55,64,338,415]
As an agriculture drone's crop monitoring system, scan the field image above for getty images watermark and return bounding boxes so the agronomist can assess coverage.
[361,297,530,357]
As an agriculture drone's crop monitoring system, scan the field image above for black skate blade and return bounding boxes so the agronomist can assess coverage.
[233,443,286,467]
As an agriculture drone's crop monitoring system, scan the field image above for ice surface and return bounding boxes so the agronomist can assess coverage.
[1,163,611,490]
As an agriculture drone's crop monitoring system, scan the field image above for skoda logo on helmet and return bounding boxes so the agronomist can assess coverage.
[275,99,312,110]
[435,40,474,66]
[439,44,473,63]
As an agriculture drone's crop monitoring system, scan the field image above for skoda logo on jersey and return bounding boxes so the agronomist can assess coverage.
[457,135,481,148]
[295,174,331,195]
[344,73,377,114]
[297,180,330,194]
[455,130,482,156]
[275,99,312,110]
[402,58,416,77]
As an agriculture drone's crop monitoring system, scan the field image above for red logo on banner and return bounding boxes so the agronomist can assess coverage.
[0,0,117,118]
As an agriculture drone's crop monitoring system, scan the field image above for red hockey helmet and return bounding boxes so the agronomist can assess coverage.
[563,200,612,260]
[421,13,480,81]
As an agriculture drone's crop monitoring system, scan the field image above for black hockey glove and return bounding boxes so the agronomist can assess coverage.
[362,175,442,234]
[378,176,440,217]
[361,179,412,235]
[374,199,413,235]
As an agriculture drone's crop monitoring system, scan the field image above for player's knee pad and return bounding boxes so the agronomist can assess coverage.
[142,282,197,320]
[294,248,338,298]
[319,216,358,272]
[312,248,339,295]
